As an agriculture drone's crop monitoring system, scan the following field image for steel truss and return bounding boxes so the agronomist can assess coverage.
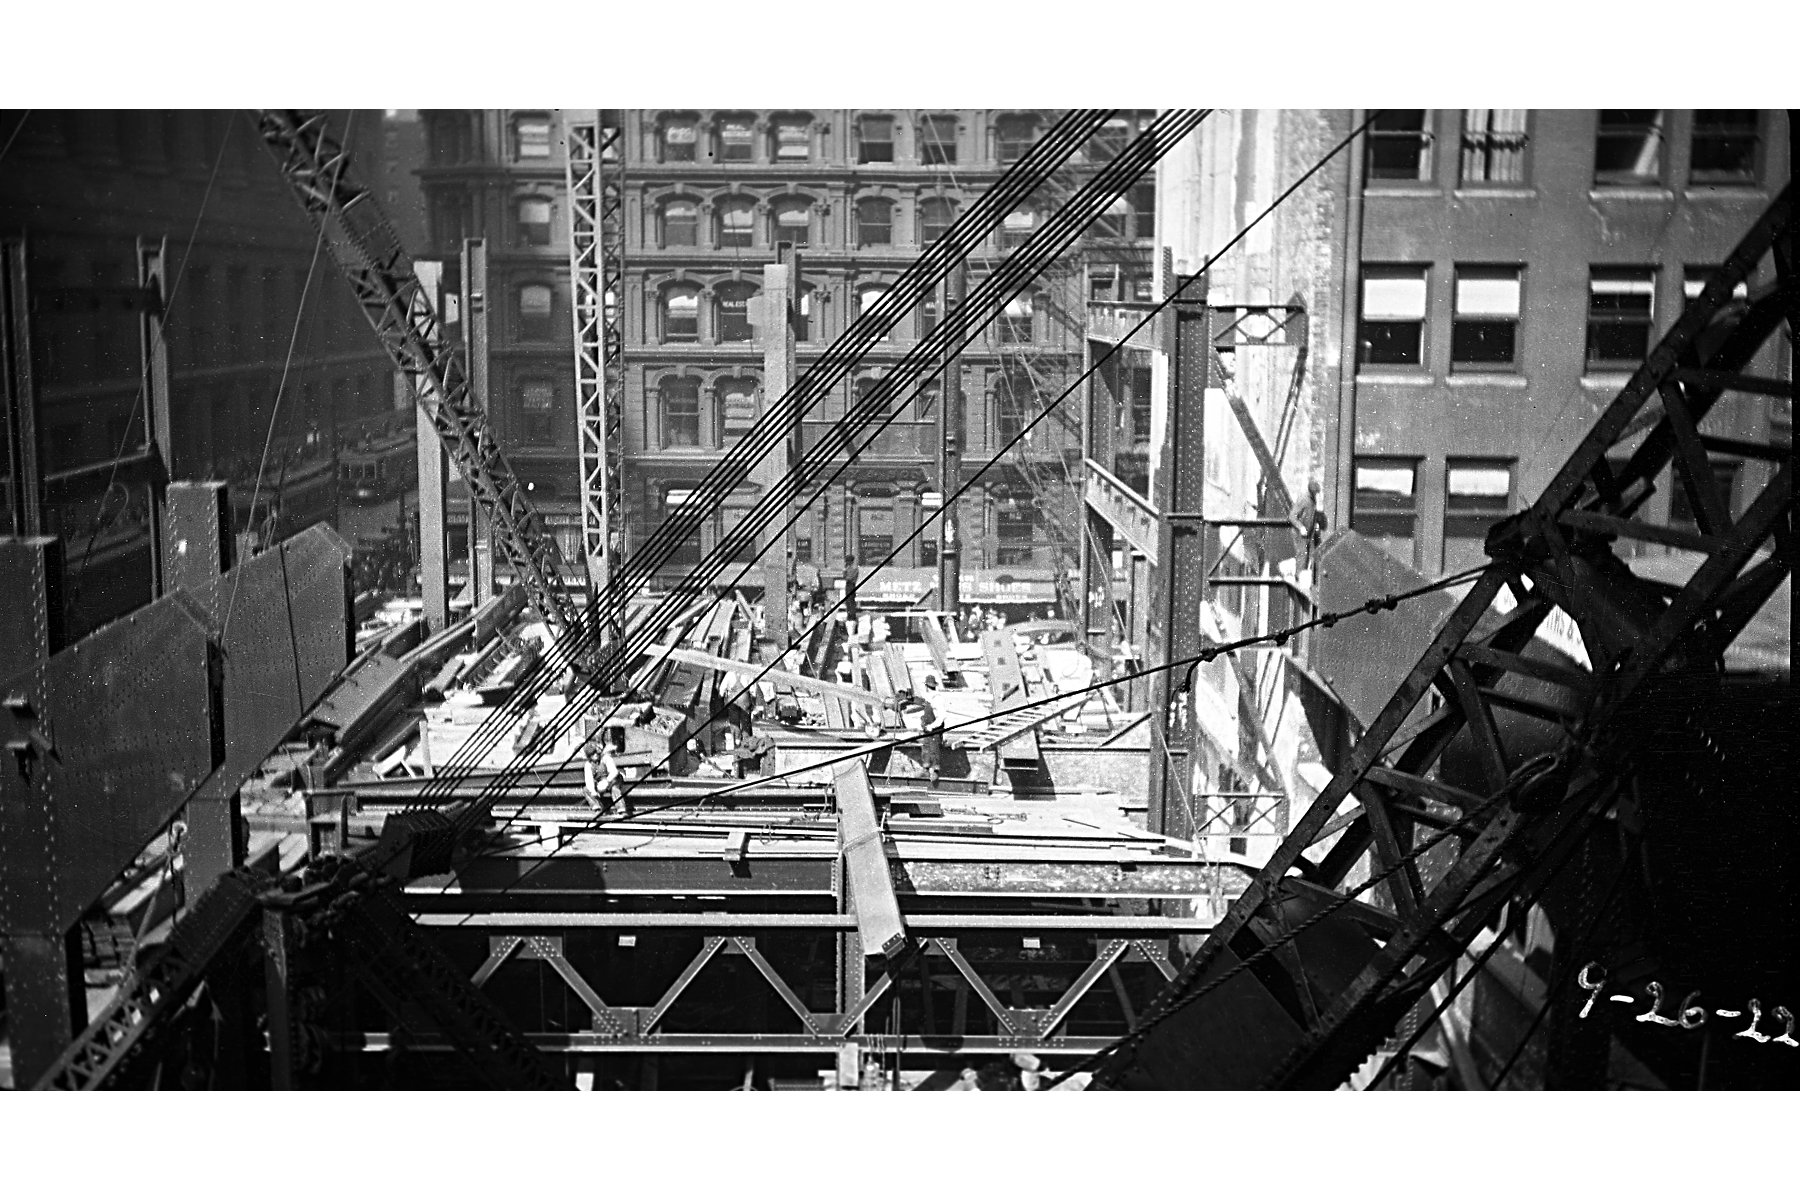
[1097,184,1795,1089]
[255,111,582,643]
[353,915,1194,1059]
[563,112,625,631]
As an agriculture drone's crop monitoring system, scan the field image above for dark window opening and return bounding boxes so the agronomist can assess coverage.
[1586,268,1655,368]
[663,287,700,343]
[717,199,754,249]
[1594,111,1662,185]
[996,115,1037,164]
[1366,110,1432,181]
[519,379,556,445]
[514,116,551,161]
[661,380,702,448]
[772,202,810,248]
[919,197,955,246]
[518,197,552,247]
[920,116,957,165]
[772,115,811,163]
[517,284,554,342]
[1358,267,1428,366]
[1352,458,1419,569]
[716,114,754,162]
[715,285,755,343]
[661,115,698,163]
[1451,267,1521,369]
[856,197,893,247]
[1443,460,1512,572]
[859,115,893,164]
[661,199,699,248]
[1690,110,1759,184]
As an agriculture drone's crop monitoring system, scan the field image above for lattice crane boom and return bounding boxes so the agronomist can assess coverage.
[255,110,583,644]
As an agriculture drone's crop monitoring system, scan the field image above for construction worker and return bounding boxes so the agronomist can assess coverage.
[842,554,861,627]
[1293,480,1328,571]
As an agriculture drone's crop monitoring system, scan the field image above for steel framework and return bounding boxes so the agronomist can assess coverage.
[563,111,625,627]
[1097,183,1795,1089]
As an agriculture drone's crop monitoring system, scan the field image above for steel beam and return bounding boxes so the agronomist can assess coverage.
[461,238,495,606]
[1,236,42,536]
[834,759,909,960]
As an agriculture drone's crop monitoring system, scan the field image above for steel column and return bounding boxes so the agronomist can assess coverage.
[1145,296,1212,840]
[758,254,798,646]
[461,238,494,605]
[1,236,41,537]
[139,238,173,597]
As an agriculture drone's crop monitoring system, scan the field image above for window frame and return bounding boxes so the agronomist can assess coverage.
[919,115,958,165]
[513,113,552,162]
[713,282,757,344]
[1357,265,1430,369]
[715,197,755,250]
[1688,109,1762,187]
[659,113,699,164]
[714,112,756,163]
[1593,110,1665,187]
[1585,267,1657,370]
[661,284,702,344]
[1450,265,1523,371]
[659,377,704,450]
[855,196,894,248]
[918,196,955,248]
[858,114,894,165]
[715,376,759,447]
[517,195,553,248]
[516,283,555,343]
[517,378,557,446]
[658,197,700,249]
[1350,456,1422,570]
[771,199,811,249]
[998,293,1034,344]
[770,112,813,164]
[1458,109,1531,187]
[1442,458,1514,572]
[1364,110,1434,184]
[995,114,1038,164]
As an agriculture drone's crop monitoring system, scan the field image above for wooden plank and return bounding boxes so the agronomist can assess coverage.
[980,629,1039,763]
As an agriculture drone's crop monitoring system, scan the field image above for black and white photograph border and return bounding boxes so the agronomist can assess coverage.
[0,2,1791,1195]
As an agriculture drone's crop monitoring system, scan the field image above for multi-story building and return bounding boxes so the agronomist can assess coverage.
[1336,108,1790,576]
[0,109,404,637]
[414,109,1157,609]
[1140,108,1791,859]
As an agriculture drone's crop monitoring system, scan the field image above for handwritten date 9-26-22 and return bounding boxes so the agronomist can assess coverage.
[1578,964,1798,1046]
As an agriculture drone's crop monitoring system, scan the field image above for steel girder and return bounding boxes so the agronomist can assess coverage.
[254,111,582,643]
[562,112,625,624]
[1097,184,1795,1090]
[397,917,1189,1058]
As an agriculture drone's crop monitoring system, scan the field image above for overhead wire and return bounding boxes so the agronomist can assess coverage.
[421,110,1214,848]
[413,111,1191,813]
[434,108,1378,881]
[221,109,352,645]
[0,109,29,168]
[408,109,1117,804]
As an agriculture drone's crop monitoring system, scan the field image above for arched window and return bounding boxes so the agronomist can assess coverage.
[660,378,702,448]
[662,284,700,343]
[660,113,698,163]
[858,114,894,164]
[771,198,811,248]
[770,112,812,162]
[513,113,552,161]
[918,197,955,247]
[715,113,755,162]
[660,198,699,248]
[999,207,1035,251]
[995,114,1038,163]
[856,490,895,562]
[517,196,552,247]
[998,294,1033,344]
[920,115,958,165]
[716,377,758,447]
[716,198,755,249]
[715,282,757,343]
[856,285,892,340]
[517,379,556,444]
[855,197,893,247]
[517,284,554,341]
